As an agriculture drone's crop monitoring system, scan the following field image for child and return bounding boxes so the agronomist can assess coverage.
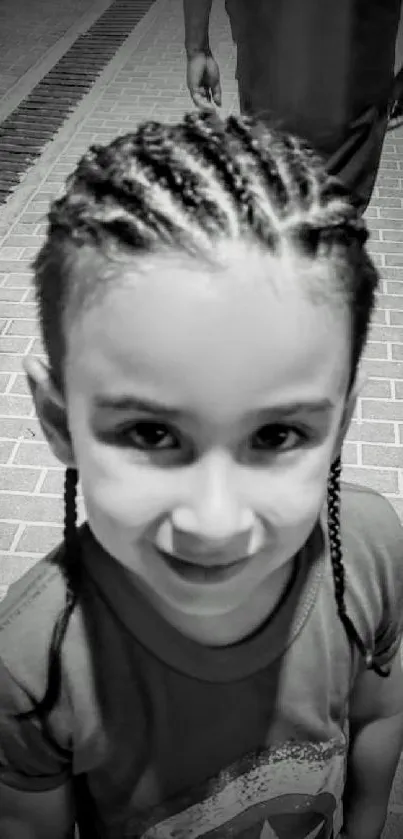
[0,111,403,839]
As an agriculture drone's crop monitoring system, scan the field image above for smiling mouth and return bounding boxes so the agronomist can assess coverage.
[157,549,251,584]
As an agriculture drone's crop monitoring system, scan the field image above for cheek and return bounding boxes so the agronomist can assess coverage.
[256,446,333,532]
[76,439,173,528]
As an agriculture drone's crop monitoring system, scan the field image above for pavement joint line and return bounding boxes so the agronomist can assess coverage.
[8,522,26,553]
[0,0,116,124]
[0,0,167,231]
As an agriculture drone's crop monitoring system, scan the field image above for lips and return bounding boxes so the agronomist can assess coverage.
[156,547,252,584]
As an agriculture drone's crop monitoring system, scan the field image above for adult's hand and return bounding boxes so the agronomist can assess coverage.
[186,52,222,110]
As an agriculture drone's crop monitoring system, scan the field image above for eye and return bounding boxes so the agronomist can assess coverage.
[250,423,307,453]
[119,421,179,450]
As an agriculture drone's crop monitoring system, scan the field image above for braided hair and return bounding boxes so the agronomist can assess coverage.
[28,111,384,719]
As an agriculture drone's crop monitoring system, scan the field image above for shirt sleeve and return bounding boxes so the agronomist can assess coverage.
[0,656,72,791]
[373,502,403,669]
[345,487,403,672]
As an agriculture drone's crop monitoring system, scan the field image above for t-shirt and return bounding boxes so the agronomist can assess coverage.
[0,483,403,838]
[224,0,401,209]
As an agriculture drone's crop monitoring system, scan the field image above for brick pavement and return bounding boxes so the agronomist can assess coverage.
[0,0,403,832]
[0,0,113,119]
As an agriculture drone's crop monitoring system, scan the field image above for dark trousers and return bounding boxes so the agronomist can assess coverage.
[227,0,401,213]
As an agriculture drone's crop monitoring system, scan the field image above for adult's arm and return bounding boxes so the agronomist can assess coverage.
[183,0,213,57]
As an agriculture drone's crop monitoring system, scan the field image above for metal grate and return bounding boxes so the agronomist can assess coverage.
[0,0,156,205]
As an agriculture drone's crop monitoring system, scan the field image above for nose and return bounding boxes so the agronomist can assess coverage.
[172,450,254,554]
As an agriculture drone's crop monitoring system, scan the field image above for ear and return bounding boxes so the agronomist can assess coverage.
[331,368,366,462]
[23,357,76,468]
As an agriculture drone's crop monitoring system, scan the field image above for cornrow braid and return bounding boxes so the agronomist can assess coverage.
[181,112,279,246]
[17,468,81,721]
[133,119,234,238]
[225,114,289,213]
[327,457,390,678]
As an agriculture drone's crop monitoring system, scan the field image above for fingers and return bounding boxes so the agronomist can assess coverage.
[189,87,216,111]
[212,81,222,108]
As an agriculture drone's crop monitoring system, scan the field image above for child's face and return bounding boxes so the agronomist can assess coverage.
[29,243,358,645]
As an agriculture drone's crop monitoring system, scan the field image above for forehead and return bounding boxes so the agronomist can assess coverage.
[65,245,350,415]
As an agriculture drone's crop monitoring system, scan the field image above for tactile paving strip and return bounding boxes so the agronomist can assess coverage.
[0,0,156,205]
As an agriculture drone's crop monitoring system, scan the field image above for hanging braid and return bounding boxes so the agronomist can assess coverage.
[28,111,383,719]
[327,457,390,678]
[18,468,81,720]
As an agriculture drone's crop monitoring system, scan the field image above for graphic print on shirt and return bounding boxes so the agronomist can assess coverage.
[133,739,346,838]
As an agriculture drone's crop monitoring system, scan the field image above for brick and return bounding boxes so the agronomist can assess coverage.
[0,493,63,522]
[379,267,403,279]
[0,523,19,550]
[369,326,403,343]
[385,255,403,266]
[367,242,403,254]
[21,248,41,261]
[361,341,388,360]
[361,444,402,468]
[11,441,60,467]
[0,302,36,319]
[382,230,403,242]
[366,218,403,230]
[27,337,45,355]
[0,336,31,354]
[4,274,32,288]
[10,224,39,236]
[0,441,15,464]
[342,466,399,493]
[15,523,63,555]
[370,309,387,324]
[375,193,402,205]
[0,373,11,393]
[0,394,33,416]
[0,417,44,440]
[392,344,403,361]
[390,311,403,326]
[0,263,36,275]
[0,555,39,586]
[361,398,403,421]
[22,286,35,301]
[0,466,40,492]
[361,359,403,379]
[0,247,24,260]
[0,354,27,373]
[9,374,30,395]
[0,287,26,302]
[5,235,43,249]
[360,378,392,399]
[384,282,403,295]
[379,209,403,219]
[379,160,399,171]
[6,319,39,336]
[39,469,65,495]
[346,419,396,443]
[341,441,358,465]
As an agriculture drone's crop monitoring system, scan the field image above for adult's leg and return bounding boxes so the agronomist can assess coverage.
[235,0,401,212]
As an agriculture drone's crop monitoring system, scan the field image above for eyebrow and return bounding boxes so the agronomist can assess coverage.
[93,395,335,419]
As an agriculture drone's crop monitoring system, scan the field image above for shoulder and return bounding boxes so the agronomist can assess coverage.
[340,481,403,575]
[0,537,88,708]
[338,482,403,659]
